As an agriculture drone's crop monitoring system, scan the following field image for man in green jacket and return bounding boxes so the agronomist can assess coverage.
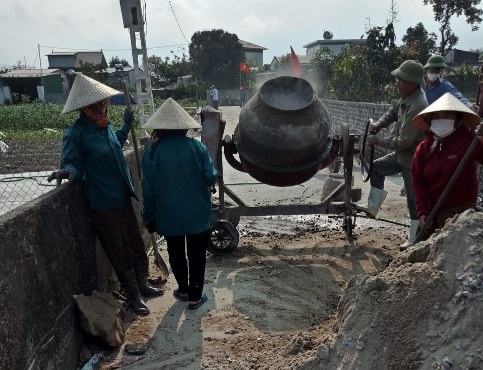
[357,60,428,248]
[47,73,162,315]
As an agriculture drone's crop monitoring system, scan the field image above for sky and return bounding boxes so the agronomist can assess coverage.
[1,0,482,70]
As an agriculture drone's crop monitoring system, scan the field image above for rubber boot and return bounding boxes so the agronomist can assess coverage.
[400,220,419,251]
[356,187,388,218]
[134,259,164,297]
[120,269,150,315]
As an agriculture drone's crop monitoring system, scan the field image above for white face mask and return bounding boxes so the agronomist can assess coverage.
[430,118,455,138]
[426,73,441,82]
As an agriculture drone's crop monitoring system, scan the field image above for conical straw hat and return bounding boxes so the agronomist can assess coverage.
[412,92,481,131]
[143,98,201,130]
[61,73,120,115]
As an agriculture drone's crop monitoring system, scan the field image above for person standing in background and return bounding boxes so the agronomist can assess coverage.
[209,85,219,109]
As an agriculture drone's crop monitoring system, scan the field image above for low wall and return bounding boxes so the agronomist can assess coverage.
[0,151,145,370]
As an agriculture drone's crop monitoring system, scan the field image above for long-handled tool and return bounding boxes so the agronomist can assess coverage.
[122,82,169,277]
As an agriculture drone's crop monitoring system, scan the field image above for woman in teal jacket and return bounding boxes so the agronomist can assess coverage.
[48,73,161,316]
[142,98,218,310]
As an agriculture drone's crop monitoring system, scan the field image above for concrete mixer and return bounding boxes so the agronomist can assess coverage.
[201,76,363,254]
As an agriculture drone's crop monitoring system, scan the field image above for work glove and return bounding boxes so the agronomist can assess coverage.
[47,169,74,183]
[123,109,134,128]
[368,121,382,135]
[145,221,156,234]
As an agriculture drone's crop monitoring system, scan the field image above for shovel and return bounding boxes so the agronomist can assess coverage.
[121,82,170,277]
[150,234,170,278]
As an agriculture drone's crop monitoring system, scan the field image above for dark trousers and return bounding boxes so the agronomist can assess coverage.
[165,229,210,302]
[89,201,147,276]
[370,152,417,220]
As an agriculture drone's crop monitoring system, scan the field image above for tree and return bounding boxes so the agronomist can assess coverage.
[189,29,244,88]
[423,0,483,55]
[147,52,191,87]
[401,22,438,64]
[365,23,402,102]
[469,47,483,59]
[310,47,335,97]
[108,56,131,68]
[78,61,106,82]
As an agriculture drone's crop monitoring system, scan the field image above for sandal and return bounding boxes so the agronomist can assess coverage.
[173,288,189,301]
[188,293,208,310]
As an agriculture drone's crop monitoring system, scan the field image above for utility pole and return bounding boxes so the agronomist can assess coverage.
[119,0,154,139]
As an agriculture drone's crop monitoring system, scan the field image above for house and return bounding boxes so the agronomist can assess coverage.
[444,49,480,66]
[0,68,65,104]
[269,55,313,72]
[303,38,366,57]
[47,51,108,71]
[239,40,267,67]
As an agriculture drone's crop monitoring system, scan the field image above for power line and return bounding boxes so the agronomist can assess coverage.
[168,1,189,44]
[38,43,188,52]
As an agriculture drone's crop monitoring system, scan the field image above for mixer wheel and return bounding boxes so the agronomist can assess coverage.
[343,215,353,237]
[208,220,240,254]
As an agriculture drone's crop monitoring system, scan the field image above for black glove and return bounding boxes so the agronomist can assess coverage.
[47,169,74,183]
[146,221,156,234]
[123,109,134,128]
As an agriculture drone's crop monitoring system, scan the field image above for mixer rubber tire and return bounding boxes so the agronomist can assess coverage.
[208,220,240,255]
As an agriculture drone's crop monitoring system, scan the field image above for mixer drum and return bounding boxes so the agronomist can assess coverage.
[234,76,335,186]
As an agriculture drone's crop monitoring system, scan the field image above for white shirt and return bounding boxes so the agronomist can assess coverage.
[210,88,219,101]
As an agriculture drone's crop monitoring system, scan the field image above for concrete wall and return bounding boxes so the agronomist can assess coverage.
[0,151,144,370]
[321,98,393,158]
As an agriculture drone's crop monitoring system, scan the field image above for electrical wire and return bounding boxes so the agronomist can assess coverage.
[168,0,189,43]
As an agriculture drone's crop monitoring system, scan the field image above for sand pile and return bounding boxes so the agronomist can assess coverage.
[300,209,483,370]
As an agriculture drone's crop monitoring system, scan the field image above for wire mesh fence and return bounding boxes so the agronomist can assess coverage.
[0,102,138,216]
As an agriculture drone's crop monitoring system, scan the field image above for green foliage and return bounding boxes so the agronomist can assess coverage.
[401,22,438,64]
[422,0,483,55]
[310,47,335,97]
[0,99,200,138]
[109,56,131,68]
[189,29,244,88]
[78,61,107,82]
[323,23,401,103]
[448,63,479,81]
[148,53,191,87]
[331,44,372,101]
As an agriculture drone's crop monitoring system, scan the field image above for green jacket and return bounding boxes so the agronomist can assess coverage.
[376,88,428,168]
[62,114,136,209]
[141,133,218,237]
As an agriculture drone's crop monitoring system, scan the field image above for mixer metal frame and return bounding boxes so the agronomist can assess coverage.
[205,120,362,254]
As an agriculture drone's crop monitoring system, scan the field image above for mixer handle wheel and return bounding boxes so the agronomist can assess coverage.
[339,123,350,157]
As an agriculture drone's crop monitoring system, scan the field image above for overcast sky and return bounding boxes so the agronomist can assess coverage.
[1,0,482,70]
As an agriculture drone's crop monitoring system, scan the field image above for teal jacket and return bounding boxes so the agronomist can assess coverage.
[62,114,136,209]
[141,133,218,236]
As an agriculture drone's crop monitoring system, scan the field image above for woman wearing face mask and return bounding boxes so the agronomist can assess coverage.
[410,92,483,242]
[423,54,479,112]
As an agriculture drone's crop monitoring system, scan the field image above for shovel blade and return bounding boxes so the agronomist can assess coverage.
[151,234,170,278]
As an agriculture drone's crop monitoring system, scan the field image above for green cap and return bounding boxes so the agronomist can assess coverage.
[424,54,447,69]
[392,60,425,85]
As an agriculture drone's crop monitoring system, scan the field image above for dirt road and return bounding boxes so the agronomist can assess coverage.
[101,105,412,370]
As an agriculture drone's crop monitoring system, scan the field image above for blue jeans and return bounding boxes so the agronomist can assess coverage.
[370,152,417,220]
